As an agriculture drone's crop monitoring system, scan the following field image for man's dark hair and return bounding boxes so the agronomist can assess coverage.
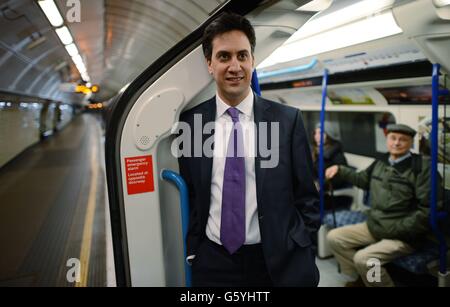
[202,12,256,61]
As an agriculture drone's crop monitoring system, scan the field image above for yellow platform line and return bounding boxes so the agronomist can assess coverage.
[76,132,99,287]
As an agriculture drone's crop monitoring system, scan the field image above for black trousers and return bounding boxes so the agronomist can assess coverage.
[192,238,273,287]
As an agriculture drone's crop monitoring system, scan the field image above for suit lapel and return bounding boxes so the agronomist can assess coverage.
[200,98,216,218]
[254,95,273,208]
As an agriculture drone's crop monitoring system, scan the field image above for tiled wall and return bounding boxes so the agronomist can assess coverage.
[0,101,41,168]
[0,99,74,168]
[59,104,74,129]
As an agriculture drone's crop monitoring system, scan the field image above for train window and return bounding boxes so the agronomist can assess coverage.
[377,85,450,105]
[303,111,396,158]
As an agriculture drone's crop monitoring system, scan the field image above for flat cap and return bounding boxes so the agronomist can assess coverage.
[386,123,416,137]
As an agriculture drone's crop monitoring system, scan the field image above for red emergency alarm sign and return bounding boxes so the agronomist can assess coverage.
[125,155,155,195]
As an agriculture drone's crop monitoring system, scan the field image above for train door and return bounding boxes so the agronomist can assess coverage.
[104,0,314,286]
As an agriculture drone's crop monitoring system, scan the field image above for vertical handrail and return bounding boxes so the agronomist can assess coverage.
[319,69,329,223]
[161,169,191,287]
[431,63,449,277]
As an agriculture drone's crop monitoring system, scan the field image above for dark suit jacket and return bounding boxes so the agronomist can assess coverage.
[178,95,320,286]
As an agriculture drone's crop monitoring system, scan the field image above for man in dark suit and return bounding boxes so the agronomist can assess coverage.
[177,12,320,287]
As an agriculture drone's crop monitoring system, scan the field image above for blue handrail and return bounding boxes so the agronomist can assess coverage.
[161,169,191,287]
[257,58,318,80]
[251,69,261,96]
[319,69,329,223]
[430,63,449,275]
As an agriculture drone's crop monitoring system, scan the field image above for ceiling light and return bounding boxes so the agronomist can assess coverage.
[81,75,90,83]
[65,43,79,57]
[55,26,73,45]
[76,63,87,74]
[71,54,83,66]
[80,71,90,80]
[434,0,450,7]
[72,54,88,75]
[258,11,402,69]
[38,0,64,27]
[76,63,87,73]
[258,58,318,79]
[297,0,332,12]
[289,0,395,42]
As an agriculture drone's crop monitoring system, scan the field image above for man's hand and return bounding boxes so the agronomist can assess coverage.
[325,165,339,180]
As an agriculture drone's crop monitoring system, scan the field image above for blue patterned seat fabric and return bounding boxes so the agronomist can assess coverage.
[392,243,439,274]
[323,210,367,228]
[324,210,439,274]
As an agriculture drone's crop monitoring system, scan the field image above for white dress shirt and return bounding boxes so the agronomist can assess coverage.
[205,90,261,245]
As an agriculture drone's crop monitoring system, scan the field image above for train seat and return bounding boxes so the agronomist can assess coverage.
[323,210,440,276]
[322,210,367,228]
[391,243,440,274]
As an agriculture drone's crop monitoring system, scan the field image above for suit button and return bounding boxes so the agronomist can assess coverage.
[259,215,264,220]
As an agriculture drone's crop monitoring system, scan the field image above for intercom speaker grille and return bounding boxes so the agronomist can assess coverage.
[140,135,150,146]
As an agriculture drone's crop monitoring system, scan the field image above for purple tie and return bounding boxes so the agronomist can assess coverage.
[220,107,246,254]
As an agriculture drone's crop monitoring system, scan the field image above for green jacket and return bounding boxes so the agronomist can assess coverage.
[337,153,433,245]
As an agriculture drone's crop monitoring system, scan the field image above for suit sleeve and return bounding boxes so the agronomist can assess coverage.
[291,110,321,238]
[177,114,201,257]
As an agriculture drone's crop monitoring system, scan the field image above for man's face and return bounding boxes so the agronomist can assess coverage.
[207,30,254,106]
[386,132,413,158]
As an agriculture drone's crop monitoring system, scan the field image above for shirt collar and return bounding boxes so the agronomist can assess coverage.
[389,151,412,166]
[215,90,254,119]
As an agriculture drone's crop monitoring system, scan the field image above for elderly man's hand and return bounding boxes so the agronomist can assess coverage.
[325,165,339,180]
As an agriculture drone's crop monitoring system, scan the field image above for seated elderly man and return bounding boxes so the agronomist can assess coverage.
[325,124,433,287]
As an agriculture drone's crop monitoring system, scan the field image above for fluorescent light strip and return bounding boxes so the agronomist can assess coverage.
[77,64,89,80]
[81,72,90,82]
[434,0,450,6]
[76,63,87,74]
[72,54,85,70]
[258,11,402,69]
[71,52,90,82]
[38,1,90,83]
[79,66,90,82]
[38,0,64,27]
[68,45,89,82]
[258,58,318,79]
[288,0,395,43]
[55,26,73,45]
[65,43,79,57]
[297,0,332,12]
[39,0,89,84]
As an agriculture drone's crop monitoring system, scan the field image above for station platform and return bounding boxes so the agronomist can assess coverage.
[0,114,113,286]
